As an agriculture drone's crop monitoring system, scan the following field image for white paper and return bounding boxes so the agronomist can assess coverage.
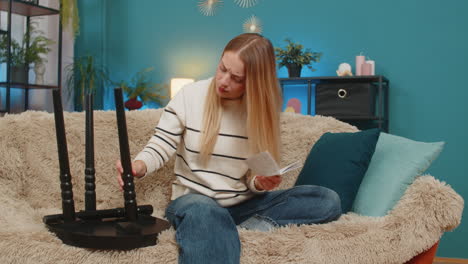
[246,151,302,177]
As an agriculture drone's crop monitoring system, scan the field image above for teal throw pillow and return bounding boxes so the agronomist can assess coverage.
[295,128,381,213]
[351,133,444,216]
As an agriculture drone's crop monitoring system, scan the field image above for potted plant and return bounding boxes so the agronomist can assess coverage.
[0,22,54,83]
[0,37,26,82]
[112,67,168,110]
[275,38,322,78]
[60,0,79,36]
[65,54,108,110]
[25,21,55,84]
[0,21,54,83]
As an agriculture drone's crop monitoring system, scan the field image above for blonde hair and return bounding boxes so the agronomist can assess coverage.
[199,33,282,164]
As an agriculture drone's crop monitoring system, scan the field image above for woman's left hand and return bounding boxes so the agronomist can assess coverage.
[254,175,282,191]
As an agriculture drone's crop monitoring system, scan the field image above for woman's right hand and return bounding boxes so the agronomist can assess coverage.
[115,160,147,191]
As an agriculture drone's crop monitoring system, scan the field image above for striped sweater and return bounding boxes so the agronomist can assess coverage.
[134,78,264,207]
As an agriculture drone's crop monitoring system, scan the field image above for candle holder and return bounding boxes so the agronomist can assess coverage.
[43,89,171,250]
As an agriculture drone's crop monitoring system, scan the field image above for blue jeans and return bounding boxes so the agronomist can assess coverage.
[164,185,341,264]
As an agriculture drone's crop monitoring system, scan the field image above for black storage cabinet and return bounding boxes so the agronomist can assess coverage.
[279,76,389,132]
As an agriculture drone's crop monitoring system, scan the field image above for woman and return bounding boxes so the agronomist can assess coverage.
[116,33,341,264]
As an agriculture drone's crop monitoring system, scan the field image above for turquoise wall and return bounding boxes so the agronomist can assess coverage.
[74,0,106,109]
[76,0,468,258]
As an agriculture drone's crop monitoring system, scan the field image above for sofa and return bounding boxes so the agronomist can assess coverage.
[0,109,463,264]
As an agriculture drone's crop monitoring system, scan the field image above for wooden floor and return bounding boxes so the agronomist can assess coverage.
[433,257,468,264]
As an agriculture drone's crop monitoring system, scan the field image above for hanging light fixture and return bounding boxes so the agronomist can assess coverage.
[234,0,259,8]
[243,15,262,34]
[198,0,223,16]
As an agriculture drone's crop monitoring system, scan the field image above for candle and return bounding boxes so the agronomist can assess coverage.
[355,55,365,76]
[361,62,372,76]
[366,60,375,75]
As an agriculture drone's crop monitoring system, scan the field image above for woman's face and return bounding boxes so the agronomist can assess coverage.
[215,51,246,100]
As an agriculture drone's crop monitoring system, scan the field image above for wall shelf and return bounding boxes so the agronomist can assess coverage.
[280,75,389,84]
[0,0,59,16]
[0,0,62,113]
[0,82,59,89]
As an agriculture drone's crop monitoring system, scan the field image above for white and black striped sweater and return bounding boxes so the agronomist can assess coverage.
[135,78,264,207]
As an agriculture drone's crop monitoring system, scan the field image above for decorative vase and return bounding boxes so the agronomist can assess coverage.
[34,62,46,84]
[287,64,302,78]
[124,97,143,110]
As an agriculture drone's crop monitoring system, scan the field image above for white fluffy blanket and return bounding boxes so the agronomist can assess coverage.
[0,109,463,264]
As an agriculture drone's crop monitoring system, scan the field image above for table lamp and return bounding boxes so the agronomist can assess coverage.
[171,78,194,98]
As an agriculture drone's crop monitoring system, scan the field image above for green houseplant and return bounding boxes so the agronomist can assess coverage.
[65,55,108,110]
[0,37,24,69]
[275,38,322,78]
[0,21,54,83]
[60,0,79,36]
[26,21,55,84]
[24,22,54,67]
[112,67,168,110]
